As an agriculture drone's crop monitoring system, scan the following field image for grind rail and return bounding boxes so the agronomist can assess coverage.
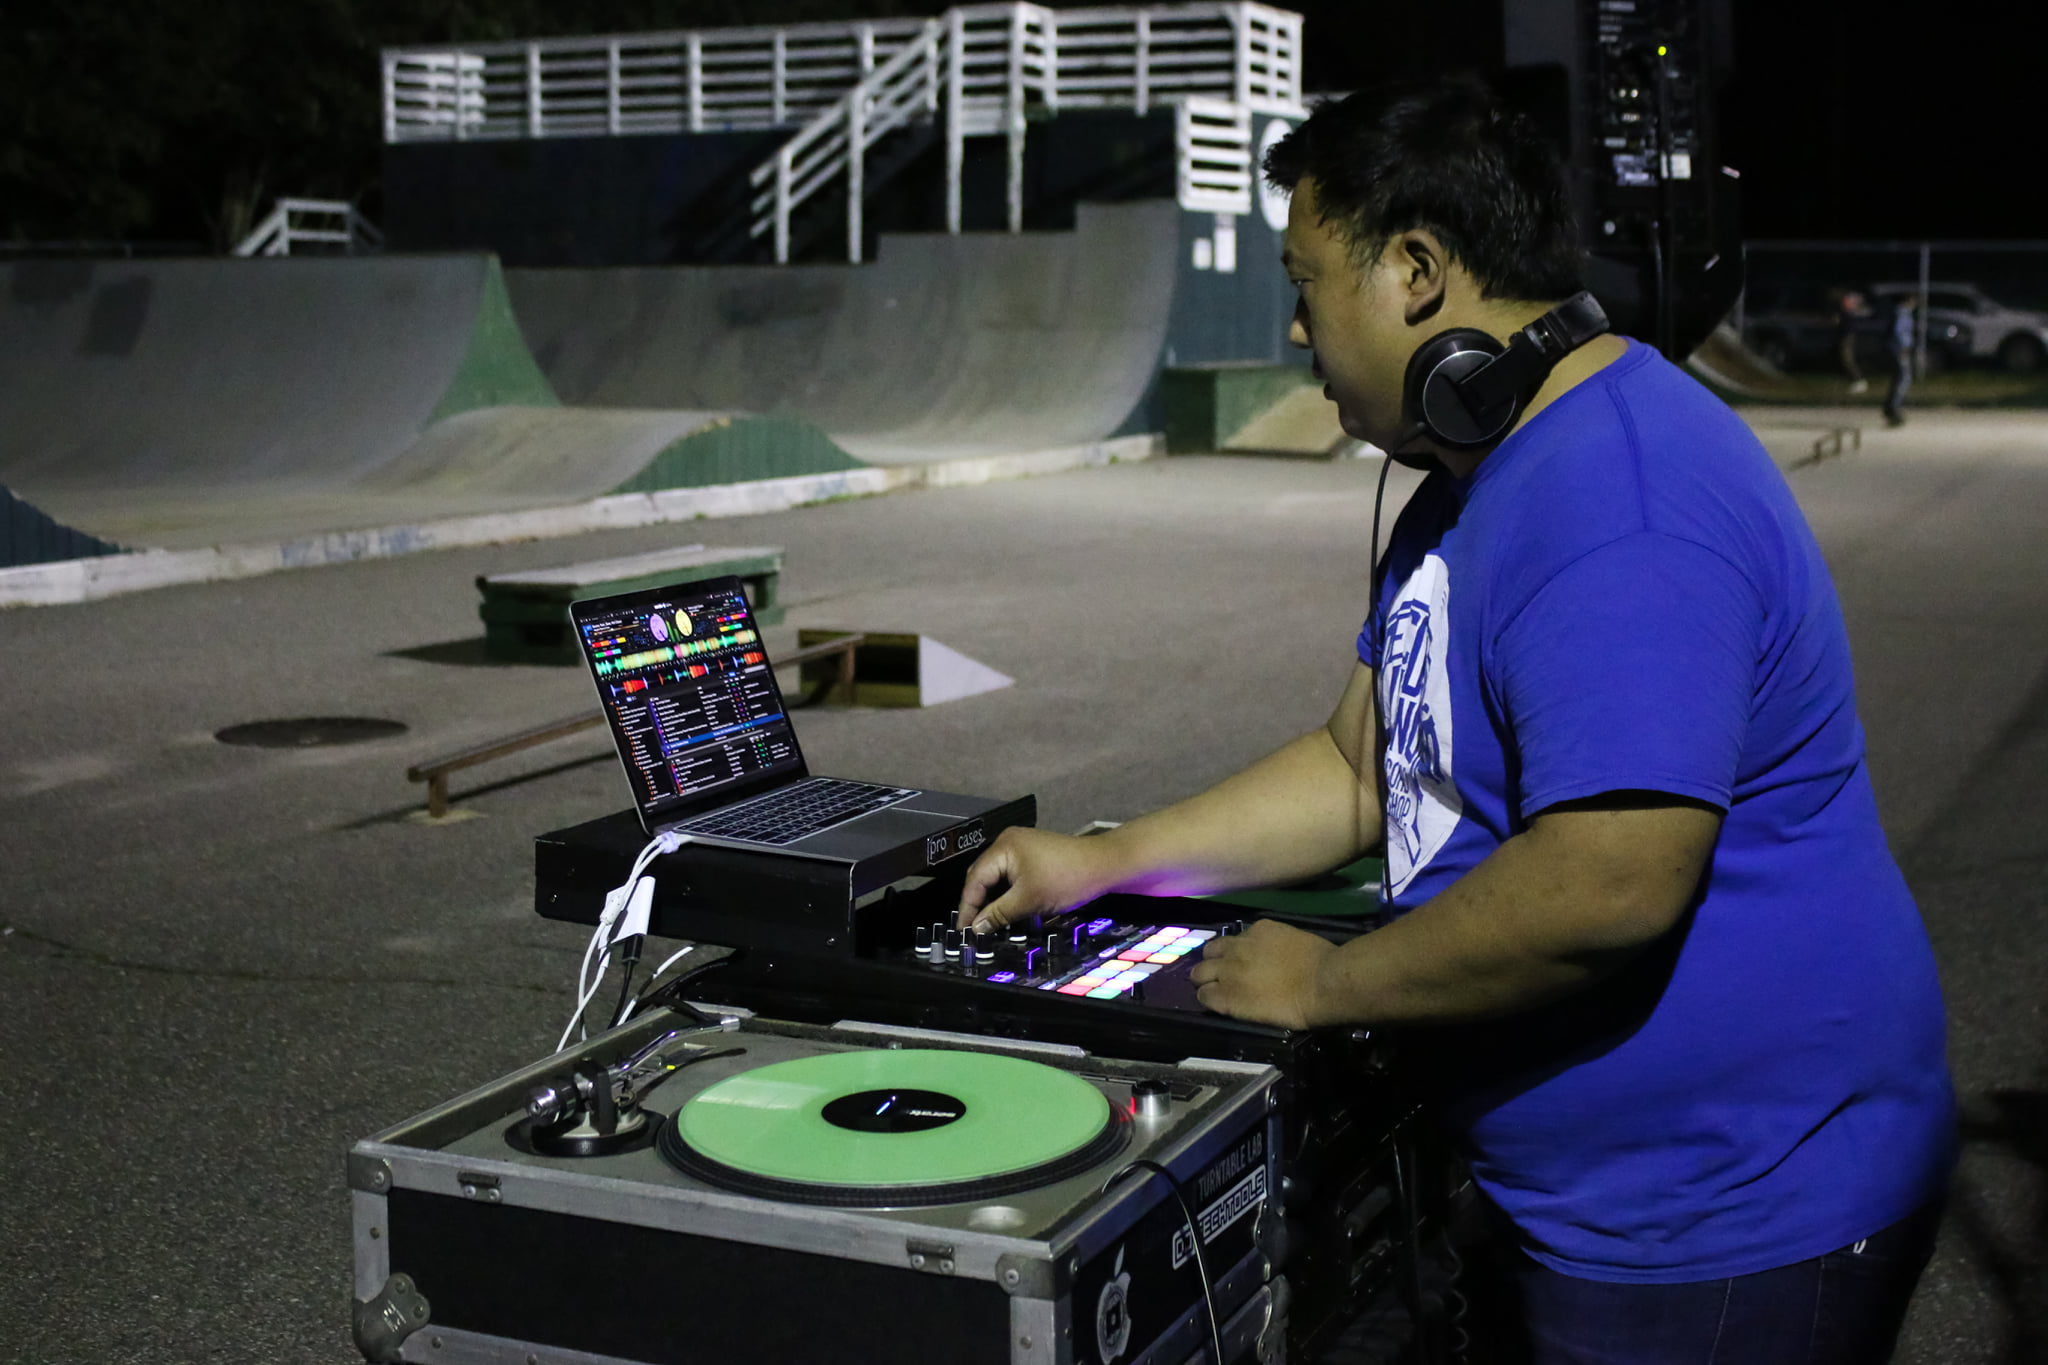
[406,634,864,819]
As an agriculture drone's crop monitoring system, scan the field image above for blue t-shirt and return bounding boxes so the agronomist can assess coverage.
[1361,341,1954,1283]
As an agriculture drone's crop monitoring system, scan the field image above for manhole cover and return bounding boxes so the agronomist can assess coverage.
[215,717,409,748]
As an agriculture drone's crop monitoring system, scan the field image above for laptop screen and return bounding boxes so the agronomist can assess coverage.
[571,576,806,824]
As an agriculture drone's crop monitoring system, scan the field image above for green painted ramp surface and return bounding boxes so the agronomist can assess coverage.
[611,415,864,493]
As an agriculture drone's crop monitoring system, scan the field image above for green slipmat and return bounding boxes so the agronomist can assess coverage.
[676,1049,1111,1188]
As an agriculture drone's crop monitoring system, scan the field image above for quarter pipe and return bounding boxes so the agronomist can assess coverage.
[507,200,1183,463]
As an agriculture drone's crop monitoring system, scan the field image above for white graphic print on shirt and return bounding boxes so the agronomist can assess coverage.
[1380,553,1461,898]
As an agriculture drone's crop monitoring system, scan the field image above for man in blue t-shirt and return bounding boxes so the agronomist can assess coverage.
[958,79,1953,1362]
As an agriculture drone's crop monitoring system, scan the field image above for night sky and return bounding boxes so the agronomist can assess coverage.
[0,0,2032,248]
[1289,0,2039,242]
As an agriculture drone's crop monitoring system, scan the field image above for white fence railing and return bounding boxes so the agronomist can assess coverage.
[384,3,1303,142]
[383,18,935,141]
[232,199,384,257]
[1175,96,1255,215]
[382,3,1304,263]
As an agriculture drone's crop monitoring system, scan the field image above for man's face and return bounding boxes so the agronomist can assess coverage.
[1282,177,1416,448]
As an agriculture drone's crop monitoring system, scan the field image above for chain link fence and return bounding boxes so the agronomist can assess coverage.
[1736,242,2048,393]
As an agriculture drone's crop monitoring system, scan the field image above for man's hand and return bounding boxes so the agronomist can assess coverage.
[957,828,1121,932]
[1187,920,1335,1031]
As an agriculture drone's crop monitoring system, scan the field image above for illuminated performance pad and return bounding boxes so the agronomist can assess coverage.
[1052,925,1219,999]
[908,915,1227,1011]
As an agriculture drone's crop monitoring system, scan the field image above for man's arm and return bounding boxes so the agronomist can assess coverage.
[957,662,1383,930]
[1189,793,1722,1029]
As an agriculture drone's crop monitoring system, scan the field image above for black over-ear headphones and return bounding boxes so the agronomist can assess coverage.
[1396,290,1612,457]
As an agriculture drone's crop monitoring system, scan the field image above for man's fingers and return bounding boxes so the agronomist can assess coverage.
[969,882,1032,934]
[957,847,1015,921]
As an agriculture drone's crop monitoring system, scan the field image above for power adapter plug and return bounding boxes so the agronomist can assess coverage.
[616,875,655,942]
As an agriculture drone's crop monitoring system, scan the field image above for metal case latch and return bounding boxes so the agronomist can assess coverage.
[906,1239,956,1274]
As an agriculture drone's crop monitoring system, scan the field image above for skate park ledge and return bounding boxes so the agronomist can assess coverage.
[0,434,1160,610]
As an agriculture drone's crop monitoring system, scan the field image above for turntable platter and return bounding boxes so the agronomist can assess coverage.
[660,1048,1128,1206]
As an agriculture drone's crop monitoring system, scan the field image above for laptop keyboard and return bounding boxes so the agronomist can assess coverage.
[677,778,918,846]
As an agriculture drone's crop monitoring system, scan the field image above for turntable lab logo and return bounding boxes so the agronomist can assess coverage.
[1172,1163,1267,1270]
[1096,1244,1133,1362]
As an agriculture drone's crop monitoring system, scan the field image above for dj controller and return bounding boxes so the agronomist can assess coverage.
[347,809,1453,1365]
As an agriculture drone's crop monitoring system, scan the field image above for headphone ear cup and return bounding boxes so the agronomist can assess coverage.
[1403,328,1516,451]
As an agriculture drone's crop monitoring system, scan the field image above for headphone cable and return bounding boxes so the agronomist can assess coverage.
[1368,448,1396,910]
[1101,1158,1224,1363]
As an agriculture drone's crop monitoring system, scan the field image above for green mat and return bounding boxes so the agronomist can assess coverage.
[1201,855,1385,919]
[677,1049,1110,1187]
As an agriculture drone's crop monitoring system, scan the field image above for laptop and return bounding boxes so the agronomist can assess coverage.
[570,575,1003,862]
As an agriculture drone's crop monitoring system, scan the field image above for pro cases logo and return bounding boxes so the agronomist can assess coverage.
[924,819,986,867]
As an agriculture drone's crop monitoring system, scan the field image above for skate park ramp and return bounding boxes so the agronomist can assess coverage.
[39,407,863,552]
[1,484,122,568]
[361,406,862,501]
[0,254,864,551]
[507,200,1181,463]
[0,254,555,501]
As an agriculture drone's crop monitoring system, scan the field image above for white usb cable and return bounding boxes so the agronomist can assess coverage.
[556,830,690,1051]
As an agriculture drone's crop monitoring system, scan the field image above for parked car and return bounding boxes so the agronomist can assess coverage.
[1872,282,2048,373]
[1742,283,1970,374]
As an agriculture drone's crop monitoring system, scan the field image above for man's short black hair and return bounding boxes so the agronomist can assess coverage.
[1265,77,1583,302]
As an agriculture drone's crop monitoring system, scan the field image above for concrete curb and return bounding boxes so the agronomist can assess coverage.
[0,434,1161,609]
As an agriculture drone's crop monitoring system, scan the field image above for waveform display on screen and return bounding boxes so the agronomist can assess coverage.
[592,627,759,676]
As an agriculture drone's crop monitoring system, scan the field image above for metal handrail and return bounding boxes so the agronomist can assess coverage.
[735,2,1302,263]
[381,3,1304,265]
[382,3,1301,143]
[384,19,933,142]
[747,21,944,263]
[232,199,384,258]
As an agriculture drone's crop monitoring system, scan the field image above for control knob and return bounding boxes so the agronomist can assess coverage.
[1132,1079,1172,1121]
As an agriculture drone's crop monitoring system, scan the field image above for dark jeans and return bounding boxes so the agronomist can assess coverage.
[1884,349,1913,423]
[1511,1203,1941,1365]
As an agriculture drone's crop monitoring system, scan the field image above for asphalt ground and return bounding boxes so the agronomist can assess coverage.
[1,408,2044,1363]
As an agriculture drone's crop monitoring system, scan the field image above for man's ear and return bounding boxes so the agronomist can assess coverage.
[1393,229,1449,325]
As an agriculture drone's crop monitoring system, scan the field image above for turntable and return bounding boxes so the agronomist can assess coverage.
[351,1010,1286,1365]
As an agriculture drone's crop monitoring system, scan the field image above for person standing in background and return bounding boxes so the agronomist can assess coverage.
[1885,292,1917,427]
[1837,287,1872,394]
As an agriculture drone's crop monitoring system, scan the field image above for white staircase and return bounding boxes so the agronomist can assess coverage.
[383,2,1306,264]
